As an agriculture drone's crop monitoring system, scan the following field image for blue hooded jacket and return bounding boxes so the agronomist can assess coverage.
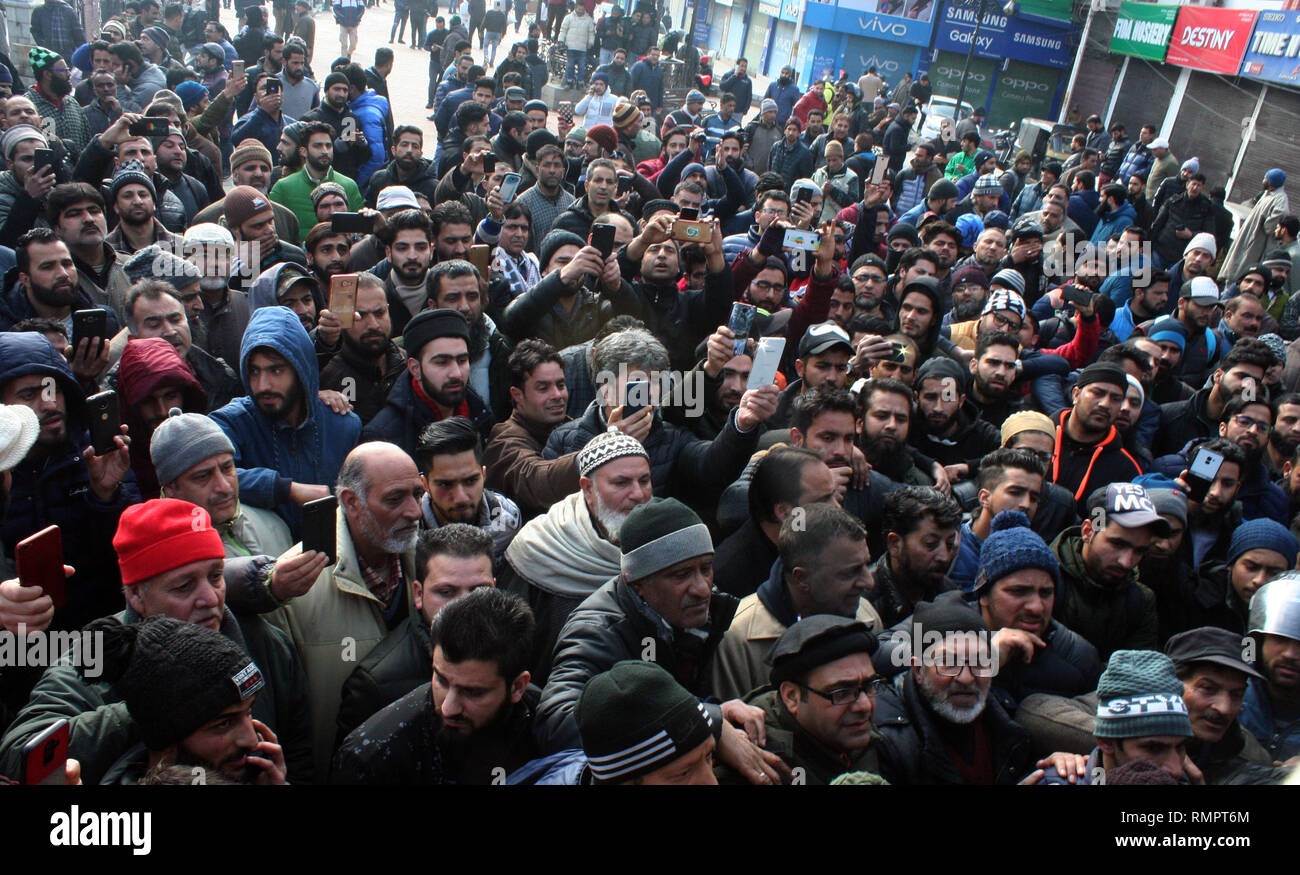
[348,89,391,187]
[0,333,140,630]
[209,306,360,535]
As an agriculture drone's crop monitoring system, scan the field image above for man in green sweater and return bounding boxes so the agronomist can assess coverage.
[270,120,363,243]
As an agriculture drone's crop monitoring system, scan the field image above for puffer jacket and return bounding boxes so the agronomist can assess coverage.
[545,400,758,506]
[872,670,1034,785]
[559,10,596,51]
[348,88,391,187]
[0,170,45,247]
[209,306,361,536]
[1051,525,1158,660]
[535,574,737,752]
[363,157,441,207]
[116,337,207,498]
[500,267,643,351]
[0,333,139,632]
[335,609,432,745]
[1089,199,1137,246]
[0,603,313,786]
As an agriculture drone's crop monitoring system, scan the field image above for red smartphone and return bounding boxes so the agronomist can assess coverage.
[16,525,65,610]
[22,719,69,785]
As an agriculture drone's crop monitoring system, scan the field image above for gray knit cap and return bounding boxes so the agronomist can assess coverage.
[150,410,236,488]
[1093,650,1193,739]
[123,245,201,292]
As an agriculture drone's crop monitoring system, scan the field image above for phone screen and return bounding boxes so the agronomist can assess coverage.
[1186,448,1224,504]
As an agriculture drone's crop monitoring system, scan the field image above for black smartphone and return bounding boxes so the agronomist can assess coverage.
[589,222,617,260]
[72,308,108,357]
[301,494,338,564]
[481,152,497,173]
[86,390,120,457]
[32,148,57,176]
[623,380,651,417]
[331,212,372,234]
[128,116,171,137]
[263,77,280,93]
[794,187,813,205]
[1185,447,1224,505]
[679,206,700,221]
[729,302,755,355]
[888,341,908,363]
[617,172,633,195]
[758,223,785,257]
[1063,284,1093,309]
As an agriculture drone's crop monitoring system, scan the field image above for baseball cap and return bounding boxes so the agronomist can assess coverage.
[376,185,420,211]
[798,321,853,358]
[1087,483,1172,536]
[1183,275,1220,306]
[1165,627,1264,682]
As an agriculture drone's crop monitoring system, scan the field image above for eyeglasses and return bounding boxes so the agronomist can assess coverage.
[1233,414,1271,433]
[853,272,885,284]
[933,659,997,678]
[800,678,885,706]
[988,311,1023,332]
[1024,449,1054,467]
[752,280,786,294]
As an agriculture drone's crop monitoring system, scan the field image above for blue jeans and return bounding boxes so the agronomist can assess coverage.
[566,50,587,85]
[484,31,503,66]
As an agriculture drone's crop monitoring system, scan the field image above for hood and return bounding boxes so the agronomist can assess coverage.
[117,336,206,412]
[0,331,85,414]
[1104,201,1136,223]
[350,89,385,111]
[238,305,319,399]
[249,262,321,315]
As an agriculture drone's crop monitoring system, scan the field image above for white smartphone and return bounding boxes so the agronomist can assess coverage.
[872,156,889,185]
[499,172,522,204]
[748,337,786,389]
[783,228,821,251]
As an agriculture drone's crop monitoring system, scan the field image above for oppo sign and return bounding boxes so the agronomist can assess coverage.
[935,65,988,84]
[1002,77,1051,92]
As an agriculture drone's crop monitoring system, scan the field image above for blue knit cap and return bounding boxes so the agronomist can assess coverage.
[1094,650,1193,739]
[972,510,1059,595]
[1267,168,1286,188]
[1227,518,1299,568]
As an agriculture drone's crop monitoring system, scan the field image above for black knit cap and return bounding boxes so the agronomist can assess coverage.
[915,356,967,394]
[525,128,560,160]
[88,616,264,751]
[619,497,713,581]
[1076,362,1128,392]
[641,198,678,220]
[404,308,469,359]
[769,616,878,686]
[576,660,714,783]
[912,598,988,637]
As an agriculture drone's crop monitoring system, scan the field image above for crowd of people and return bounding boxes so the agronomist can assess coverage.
[0,0,1298,788]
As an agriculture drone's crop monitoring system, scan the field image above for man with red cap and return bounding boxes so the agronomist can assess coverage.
[0,498,314,785]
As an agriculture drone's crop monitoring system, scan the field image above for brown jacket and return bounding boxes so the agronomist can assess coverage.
[483,410,581,519]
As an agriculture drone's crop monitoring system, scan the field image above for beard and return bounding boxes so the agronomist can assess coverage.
[592,489,633,545]
[174,742,259,784]
[1271,429,1299,461]
[342,327,388,359]
[951,298,985,321]
[253,375,303,422]
[393,256,429,284]
[918,670,989,725]
[862,434,907,480]
[422,372,466,410]
[357,501,419,554]
[29,277,78,309]
[47,75,72,98]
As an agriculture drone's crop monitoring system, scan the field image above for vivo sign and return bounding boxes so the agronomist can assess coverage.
[860,15,910,37]
[832,6,935,46]
[860,54,902,73]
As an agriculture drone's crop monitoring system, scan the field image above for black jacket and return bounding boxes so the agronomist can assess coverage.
[319,339,407,425]
[363,157,441,206]
[867,554,957,629]
[714,518,778,599]
[1154,386,1216,458]
[300,102,374,182]
[335,610,433,746]
[363,372,495,456]
[332,681,540,784]
[909,400,1000,470]
[1051,409,1143,513]
[873,672,1034,785]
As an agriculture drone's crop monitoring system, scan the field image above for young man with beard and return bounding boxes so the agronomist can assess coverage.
[1239,574,1300,759]
[1139,317,1194,404]
[149,126,210,227]
[302,221,352,292]
[948,286,1026,354]
[46,183,132,322]
[247,262,346,372]
[276,42,317,121]
[319,271,406,425]
[414,417,519,572]
[873,597,1036,785]
[1167,245,1223,384]
[1051,363,1143,511]
[966,329,1024,426]
[537,497,788,785]
[210,306,361,535]
[373,208,433,336]
[365,308,494,455]
[712,504,880,704]
[191,142,301,245]
[859,378,934,487]
[427,259,513,421]
[499,430,650,684]
[1176,518,1298,640]
[299,72,372,184]
[1051,482,1169,659]
[1154,338,1271,458]
[363,126,439,207]
[910,357,999,484]
[515,145,574,246]
[1267,393,1300,478]
[1109,269,1169,343]
[270,121,363,243]
[334,585,536,784]
[103,159,180,255]
[224,185,310,289]
[868,485,961,627]
[894,270,947,363]
[846,254,893,325]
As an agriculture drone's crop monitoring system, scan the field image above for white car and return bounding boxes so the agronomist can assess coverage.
[912,96,991,149]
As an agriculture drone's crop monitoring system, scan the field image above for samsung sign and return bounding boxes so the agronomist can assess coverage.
[934,3,1075,68]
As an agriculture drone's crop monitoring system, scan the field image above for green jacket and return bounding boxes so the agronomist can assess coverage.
[1050,526,1158,660]
[0,605,314,785]
[717,687,885,785]
[945,150,976,180]
[270,166,363,244]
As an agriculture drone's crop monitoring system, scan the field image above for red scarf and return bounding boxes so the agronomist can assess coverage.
[411,373,469,420]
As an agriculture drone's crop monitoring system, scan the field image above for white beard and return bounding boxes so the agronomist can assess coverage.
[592,490,632,546]
[919,670,989,725]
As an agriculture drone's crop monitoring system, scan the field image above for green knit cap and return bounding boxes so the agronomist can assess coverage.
[1093,650,1193,739]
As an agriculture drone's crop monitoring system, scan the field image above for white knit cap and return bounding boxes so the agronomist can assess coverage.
[0,404,39,472]
[577,428,649,478]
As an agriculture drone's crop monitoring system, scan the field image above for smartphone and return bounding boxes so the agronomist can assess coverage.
[783,228,821,250]
[469,243,492,281]
[128,116,171,137]
[301,495,337,565]
[671,218,710,243]
[758,223,786,257]
[72,308,108,357]
[558,100,573,122]
[86,390,121,456]
[888,341,908,363]
[623,379,651,417]
[794,187,814,205]
[16,525,65,611]
[1185,447,1224,505]
[728,302,756,356]
[499,171,523,203]
[617,172,633,195]
[679,206,700,221]
[330,212,372,234]
[481,152,497,174]
[1063,284,1093,309]
[32,148,56,177]
[264,77,280,93]
[748,337,786,389]
[21,719,69,785]
[589,222,617,260]
[329,274,358,329]
[232,59,246,77]
[871,157,889,186]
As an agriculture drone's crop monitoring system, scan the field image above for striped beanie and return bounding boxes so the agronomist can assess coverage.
[1094,650,1193,739]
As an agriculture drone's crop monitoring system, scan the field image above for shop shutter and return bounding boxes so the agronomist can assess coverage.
[1071,10,1124,123]
[1109,57,1175,135]
[1168,72,1261,190]
[1234,85,1300,204]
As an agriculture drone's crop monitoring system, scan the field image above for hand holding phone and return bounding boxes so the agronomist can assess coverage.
[589,223,617,260]
[622,380,651,418]
[469,243,492,281]
[499,172,523,203]
[301,495,338,565]
[1183,448,1224,505]
[86,390,121,456]
[329,274,358,329]
[16,526,66,611]
[22,719,69,785]
[728,302,756,356]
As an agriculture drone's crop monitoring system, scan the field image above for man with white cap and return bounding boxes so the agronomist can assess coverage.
[0,125,55,245]
[0,404,40,579]
[184,223,250,371]
[1240,574,1300,759]
[1143,137,1178,203]
[1223,169,1290,282]
[1171,271,1225,387]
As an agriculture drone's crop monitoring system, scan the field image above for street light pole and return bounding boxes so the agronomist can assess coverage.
[954,0,986,117]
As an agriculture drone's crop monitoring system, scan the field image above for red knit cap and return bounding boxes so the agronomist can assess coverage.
[114,498,225,586]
